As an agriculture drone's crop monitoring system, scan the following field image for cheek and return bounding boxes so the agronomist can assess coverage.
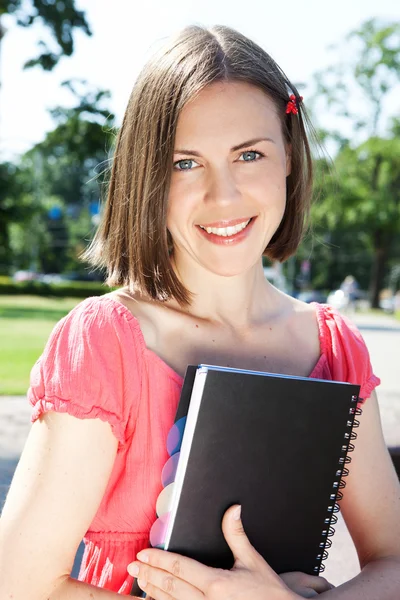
[166,194,189,239]
[250,168,287,207]
[166,184,180,231]
[167,180,199,231]
[167,191,184,225]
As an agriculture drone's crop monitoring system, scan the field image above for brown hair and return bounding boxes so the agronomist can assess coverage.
[82,24,317,305]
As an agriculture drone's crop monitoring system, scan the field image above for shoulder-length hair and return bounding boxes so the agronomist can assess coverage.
[82,25,317,305]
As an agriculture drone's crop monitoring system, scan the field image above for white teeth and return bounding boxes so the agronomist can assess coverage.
[200,219,251,236]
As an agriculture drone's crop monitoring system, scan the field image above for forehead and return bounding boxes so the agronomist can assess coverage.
[175,81,282,142]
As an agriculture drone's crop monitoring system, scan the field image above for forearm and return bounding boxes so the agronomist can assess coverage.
[49,576,136,599]
[321,556,400,599]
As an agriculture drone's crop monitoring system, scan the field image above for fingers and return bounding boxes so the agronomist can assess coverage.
[129,548,215,594]
[221,505,264,570]
[280,571,335,595]
[313,576,334,593]
[128,560,203,600]
[134,580,173,600]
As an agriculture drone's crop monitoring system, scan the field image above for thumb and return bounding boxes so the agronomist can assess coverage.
[221,505,259,569]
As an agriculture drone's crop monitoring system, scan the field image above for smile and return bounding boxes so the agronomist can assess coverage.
[198,218,252,237]
[195,217,256,246]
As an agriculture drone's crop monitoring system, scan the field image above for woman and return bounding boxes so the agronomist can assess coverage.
[1,25,399,599]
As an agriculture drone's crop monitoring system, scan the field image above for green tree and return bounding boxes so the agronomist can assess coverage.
[312,19,400,143]
[0,1,92,273]
[32,80,115,205]
[308,19,400,306]
[1,81,115,276]
[0,0,91,70]
[0,161,38,274]
[22,80,115,274]
[40,201,70,273]
[310,130,400,307]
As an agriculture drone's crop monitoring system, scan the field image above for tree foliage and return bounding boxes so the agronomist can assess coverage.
[2,81,115,275]
[312,18,400,142]
[0,0,91,70]
[309,127,400,302]
[307,19,400,305]
[29,80,115,207]
[0,162,38,274]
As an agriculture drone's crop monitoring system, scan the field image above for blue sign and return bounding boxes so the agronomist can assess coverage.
[89,202,100,216]
[48,206,62,220]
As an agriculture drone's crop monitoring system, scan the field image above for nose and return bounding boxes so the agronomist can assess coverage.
[205,166,242,207]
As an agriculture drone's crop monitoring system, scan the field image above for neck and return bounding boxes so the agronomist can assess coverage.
[168,256,282,332]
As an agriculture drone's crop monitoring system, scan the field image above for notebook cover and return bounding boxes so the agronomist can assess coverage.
[165,367,359,575]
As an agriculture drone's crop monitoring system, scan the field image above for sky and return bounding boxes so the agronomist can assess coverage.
[1,0,399,160]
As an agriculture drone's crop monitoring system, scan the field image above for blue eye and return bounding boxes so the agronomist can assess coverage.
[173,159,198,171]
[240,150,262,162]
[173,151,263,170]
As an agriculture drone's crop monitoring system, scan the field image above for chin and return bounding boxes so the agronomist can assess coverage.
[202,259,257,279]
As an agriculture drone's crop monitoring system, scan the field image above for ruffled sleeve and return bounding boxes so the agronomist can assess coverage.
[315,304,380,402]
[27,296,142,447]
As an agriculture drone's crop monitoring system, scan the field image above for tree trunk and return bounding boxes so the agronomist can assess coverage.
[368,154,387,309]
[369,229,388,309]
[0,215,10,275]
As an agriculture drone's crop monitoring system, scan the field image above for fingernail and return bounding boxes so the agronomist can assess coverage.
[138,577,147,589]
[128,563,140,576]
[233,505,241,520]
[137,551,149,563]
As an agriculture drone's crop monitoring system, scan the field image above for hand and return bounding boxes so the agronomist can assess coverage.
[128,504,300,599]
[280,572,335,598]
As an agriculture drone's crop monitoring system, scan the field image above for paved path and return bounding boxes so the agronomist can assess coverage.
[0,310,399,586]
[0,399,32,509]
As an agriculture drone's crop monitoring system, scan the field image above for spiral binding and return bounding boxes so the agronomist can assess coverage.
[314,394,362,574]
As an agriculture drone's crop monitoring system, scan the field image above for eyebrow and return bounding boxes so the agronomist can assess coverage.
[174,137,276,157]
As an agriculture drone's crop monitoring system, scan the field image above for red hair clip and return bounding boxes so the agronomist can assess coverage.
[286,94,303,115]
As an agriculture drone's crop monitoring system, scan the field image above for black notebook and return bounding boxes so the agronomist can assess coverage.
[131,365,360,596]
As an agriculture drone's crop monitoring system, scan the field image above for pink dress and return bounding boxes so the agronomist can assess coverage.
[28,296,380,594]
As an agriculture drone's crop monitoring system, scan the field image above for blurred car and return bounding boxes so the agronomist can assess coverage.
[36,272,103,283]
[12,270,39,282]
[296,290,327,304]
[37,273,65,284]
[380,296,395,314]
[61,271,104,282]
[326,289,348,311]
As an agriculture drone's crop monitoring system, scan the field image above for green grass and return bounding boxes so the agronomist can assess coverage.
[0,296,82,395]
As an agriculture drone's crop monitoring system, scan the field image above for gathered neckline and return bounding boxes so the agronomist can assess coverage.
[95,296,328,385]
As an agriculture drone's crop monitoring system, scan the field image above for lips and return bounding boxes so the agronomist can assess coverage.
[195,216,256,245]
[199,219,251,237]
[197,217,254,228]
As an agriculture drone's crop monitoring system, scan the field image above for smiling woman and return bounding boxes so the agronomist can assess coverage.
[1,23,399,600]
[166,81,291,278]
[81,25,315,305]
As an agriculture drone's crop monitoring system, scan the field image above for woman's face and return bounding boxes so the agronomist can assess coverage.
[167,80,291,278]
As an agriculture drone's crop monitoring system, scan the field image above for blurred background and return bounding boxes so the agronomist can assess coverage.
[0,0,399,584]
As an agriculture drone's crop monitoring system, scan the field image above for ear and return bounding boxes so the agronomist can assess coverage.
[285,143,292,177]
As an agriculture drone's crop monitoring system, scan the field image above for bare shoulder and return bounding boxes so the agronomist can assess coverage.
[106,287,148,317]
[104,287,174,348]
[275,290,320,337]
